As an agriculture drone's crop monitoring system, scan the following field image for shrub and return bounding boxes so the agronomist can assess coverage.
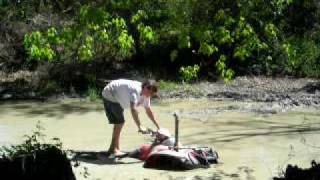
[0,122,75,180]
[286,37,320,78]
[179,64,200,83]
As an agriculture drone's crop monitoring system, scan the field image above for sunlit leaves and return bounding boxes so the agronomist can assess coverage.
[235,17,254,39]
[214,26,233,45]
[131,10,148,24]
[272,0,294,14]
[214,9,235,27]
[24,6,136,63]
[118,30,135,58]
[178,35,191,49]
[78,36,94,62]
[216,55,234,83]
[20,0,318,81]
[112,18,127,30]
[131,10,157,48]
[24,31,55,61]
[46,27,59,44]
[265,23,278,38]
[282,43,297,71]
[233,45,250,60]
[179,64,200,83]
[98,29,109,42]
[199,42,218,56]
[137,24,156,46]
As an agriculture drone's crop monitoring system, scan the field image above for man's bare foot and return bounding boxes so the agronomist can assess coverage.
[113,150,126,156]
[108,149,126,157]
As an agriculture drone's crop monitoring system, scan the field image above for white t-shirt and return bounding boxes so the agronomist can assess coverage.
[102,79,150,109]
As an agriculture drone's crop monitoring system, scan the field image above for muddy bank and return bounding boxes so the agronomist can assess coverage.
[1,71,320,108]
[160,77,320,108]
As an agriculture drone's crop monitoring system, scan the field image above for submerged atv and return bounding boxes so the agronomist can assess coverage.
[119,128,219,170]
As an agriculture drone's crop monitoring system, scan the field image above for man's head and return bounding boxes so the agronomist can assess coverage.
[141,79,159,97]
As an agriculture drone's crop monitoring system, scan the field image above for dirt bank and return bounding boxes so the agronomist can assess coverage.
[1,70,320,108]
[160,76,320,108]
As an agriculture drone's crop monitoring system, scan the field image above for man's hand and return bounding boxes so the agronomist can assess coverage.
[138,126,148,134]
[145,107,160,130]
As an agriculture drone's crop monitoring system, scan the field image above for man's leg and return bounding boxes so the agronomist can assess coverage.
[108,123,124,155]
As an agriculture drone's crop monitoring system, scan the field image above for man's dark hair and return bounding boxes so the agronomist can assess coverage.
[142,79,159,93]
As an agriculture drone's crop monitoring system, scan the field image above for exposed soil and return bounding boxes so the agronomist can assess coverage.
[1,70,320,105]
[160,76,320,108]
[160,77,320,117]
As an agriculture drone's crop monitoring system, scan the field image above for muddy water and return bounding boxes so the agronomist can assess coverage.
[0,99,320,180]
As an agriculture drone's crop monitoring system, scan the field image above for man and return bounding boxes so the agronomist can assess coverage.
[102,79,160,156]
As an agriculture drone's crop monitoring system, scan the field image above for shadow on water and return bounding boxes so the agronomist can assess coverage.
[70,150,141,165]
[166,165,255,180]
[0,100,104,118]
[208,166,256,180]
[70,151,253,180]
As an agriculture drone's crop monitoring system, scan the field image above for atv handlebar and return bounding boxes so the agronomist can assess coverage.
[139,128,157,136]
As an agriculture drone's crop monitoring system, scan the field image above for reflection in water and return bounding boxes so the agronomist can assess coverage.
[0,99,320,180]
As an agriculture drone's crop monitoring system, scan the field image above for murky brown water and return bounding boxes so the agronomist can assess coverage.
[0,99,320,180]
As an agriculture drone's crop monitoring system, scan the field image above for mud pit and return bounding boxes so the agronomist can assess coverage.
[0,99,320,180]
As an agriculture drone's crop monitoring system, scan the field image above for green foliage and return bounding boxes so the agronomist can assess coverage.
[0,121,62,159]
[283,42,297,72]
[13,0,320,84]
[216,55,234,83]
[272,0,294,13]
[131,10,157,47]
[170,50,178,62]
[39,80,63,96]
[117,30,135,58]
[158,80,179,91]
[0,0,6,6]
[199,42,218,56]
[192,9,267,81]
[214,26,234,45]
[178,35,191,49]
[265,23,278,39]
[85,73,100,101]
[285,37,320,77]
[179,64,200,83]
[24,5,136,64]
[131,10,147,24]
[78,36,94,62]
[232,17,265,61]
[24,31,55,61]
[87,86,99,101]
[136,24,156,46]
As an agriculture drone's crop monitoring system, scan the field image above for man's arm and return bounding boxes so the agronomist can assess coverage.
[145,107,160,130]
[130,101,146,132]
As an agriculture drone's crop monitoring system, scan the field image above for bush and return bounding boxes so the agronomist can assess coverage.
[158,80,179,91]
[39,80,63,96]
[2,0,320,86]
[0,122,76,180]
[286,37,320,78]
[179,64,200,83]
[274,160,320,180]
[87,86,99,101]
